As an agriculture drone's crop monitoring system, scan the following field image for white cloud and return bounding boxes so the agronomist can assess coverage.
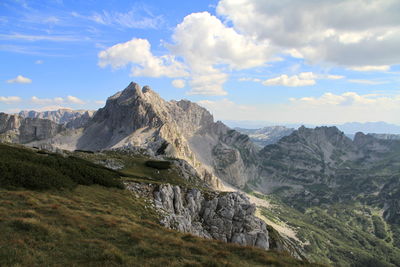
[35,60,43,64]
[171,12,272,70]
[98,38,188,78]
[238,77,262,82]
[217,0,400,68]
[0,96,22,104]
[348,79,387,85]
[188,71,228,95]
[324,74,345,80]
[172,79,185,88]
[349,65,391,72]
[7,75,32,84]
[88,8,163,29]
[66,95,85,104]
[289,92,399,107]
[98,12,275,96]
[243,72,343,87]
[31,96,63,105]
[170,12,274,95]
[0,33,80,42]
[263,72,316,87]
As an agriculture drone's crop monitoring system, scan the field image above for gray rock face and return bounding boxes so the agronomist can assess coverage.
[126,182,269,250]
[0,113,65,143]
[369,133,400,141]
[19,109,94,128]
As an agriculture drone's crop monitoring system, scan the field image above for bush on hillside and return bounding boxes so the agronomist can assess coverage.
[0,144,123,190]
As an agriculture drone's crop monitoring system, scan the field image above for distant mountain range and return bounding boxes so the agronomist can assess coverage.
[226,120,400,135]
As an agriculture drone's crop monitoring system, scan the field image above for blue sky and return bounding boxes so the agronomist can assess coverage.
[1,0,400,125]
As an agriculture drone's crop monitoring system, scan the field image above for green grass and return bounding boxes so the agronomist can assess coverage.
[0,186,321,267]
[75,150,206,188]
[0,144,319,266]
[254,193,400,267]
[0,144,123,190]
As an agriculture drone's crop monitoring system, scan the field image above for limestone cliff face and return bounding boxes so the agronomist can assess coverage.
[125,182,270,250]
[0,113,64,143]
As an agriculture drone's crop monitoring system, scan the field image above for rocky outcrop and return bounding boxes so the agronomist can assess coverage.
[0,113,65,143]
[19,109,94,128]
[126,182,269,250]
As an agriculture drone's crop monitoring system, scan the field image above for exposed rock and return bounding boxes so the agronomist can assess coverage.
[19,109,95,128]
[126,182,270,250]
[95,158,124,170]
[369,133,400,140]
[0,113,65,143]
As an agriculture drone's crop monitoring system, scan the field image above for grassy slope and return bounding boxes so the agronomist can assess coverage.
[0,144,320,267]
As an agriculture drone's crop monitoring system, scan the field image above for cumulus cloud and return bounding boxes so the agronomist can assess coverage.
[263,72,316,87]
[0,96,22,103]
[171,79,186,88]
[238,77,262,82]
[188,71,228,95]
[98,12,275,96]
[217,0,400,68]
[98,38,188,78]
[170,12,273,95]
[7,75,32,84]
[66,95,85,104]
[261,72,344,87]
[289,92,400,108]
[31,96,63,105]
[349,65,391,72]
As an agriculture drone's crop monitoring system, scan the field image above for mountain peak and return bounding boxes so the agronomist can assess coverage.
[108,82,142,102]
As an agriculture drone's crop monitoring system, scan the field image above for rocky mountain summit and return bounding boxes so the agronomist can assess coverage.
[25,82,258,188]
